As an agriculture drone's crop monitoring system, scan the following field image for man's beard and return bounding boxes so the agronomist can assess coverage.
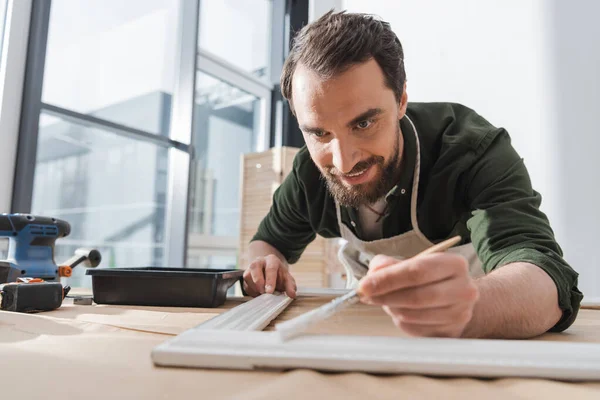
[321,125,402,208]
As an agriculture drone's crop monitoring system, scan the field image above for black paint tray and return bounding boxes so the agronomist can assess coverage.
[86,267,244,308]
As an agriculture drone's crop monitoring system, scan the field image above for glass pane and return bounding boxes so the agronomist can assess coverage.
[187,71,261,268]
[0,238,7,260]
[31,112,169,288]
[188,254,237,270]
[198,0,271,81]
[42,0,180,135]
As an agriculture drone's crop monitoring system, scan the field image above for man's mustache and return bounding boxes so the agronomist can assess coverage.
[326,156,384,177]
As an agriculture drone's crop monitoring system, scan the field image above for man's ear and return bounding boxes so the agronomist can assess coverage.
[398,81,408,118]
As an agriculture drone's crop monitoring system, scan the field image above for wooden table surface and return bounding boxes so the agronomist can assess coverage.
[2,295,600,400]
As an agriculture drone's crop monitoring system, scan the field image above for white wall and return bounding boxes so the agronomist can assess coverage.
[549,0,600,301]
[333,0,600,300]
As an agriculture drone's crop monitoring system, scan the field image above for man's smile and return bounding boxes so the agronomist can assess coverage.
[338,163,377,186]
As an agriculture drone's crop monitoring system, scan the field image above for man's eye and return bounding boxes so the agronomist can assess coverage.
[356,120,373,129]
[313,131,327,138]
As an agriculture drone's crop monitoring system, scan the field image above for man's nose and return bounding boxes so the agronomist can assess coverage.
[331,138,359,174]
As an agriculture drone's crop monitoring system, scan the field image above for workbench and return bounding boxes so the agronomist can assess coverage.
[2,294,600,399]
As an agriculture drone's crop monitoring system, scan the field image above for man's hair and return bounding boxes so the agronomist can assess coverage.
[281,10,406,115]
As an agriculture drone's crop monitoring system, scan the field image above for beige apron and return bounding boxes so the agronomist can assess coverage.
[336,115,484,289]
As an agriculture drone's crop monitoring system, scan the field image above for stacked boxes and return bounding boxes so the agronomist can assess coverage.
[238,147,337,288]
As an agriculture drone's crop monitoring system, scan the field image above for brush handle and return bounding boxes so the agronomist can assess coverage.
[417,235,462,257]
[275,235,463,341]
[354,235,462,295]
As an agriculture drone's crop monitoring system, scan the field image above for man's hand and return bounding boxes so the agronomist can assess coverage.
[243,254,297,298]
[358,253,479,337]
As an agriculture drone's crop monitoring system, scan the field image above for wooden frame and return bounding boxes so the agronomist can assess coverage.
[151,293,600,381]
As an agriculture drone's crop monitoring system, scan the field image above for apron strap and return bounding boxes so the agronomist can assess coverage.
[335,199,344,235]
[404,115,434,247]
[333,115,433,247]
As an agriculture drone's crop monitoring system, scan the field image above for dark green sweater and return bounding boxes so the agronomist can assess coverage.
[253,102,582,332]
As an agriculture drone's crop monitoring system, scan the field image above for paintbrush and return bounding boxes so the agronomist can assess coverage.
[275,235,462,341]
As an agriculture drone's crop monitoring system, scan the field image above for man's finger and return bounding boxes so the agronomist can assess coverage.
[358,253,468,297]
[368,254,400,272]
[249,260,266,294]
[243,268,261,296]
[283,271,297,298]
[393,320,459,338]
[264,257,280,294]
[243,280,260,298]
[365,275,478,308]
[381,306,460,337]
[384,303,473,325]
[275,265,287,291]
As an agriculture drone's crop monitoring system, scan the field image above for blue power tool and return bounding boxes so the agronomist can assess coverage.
[0,213,71,282]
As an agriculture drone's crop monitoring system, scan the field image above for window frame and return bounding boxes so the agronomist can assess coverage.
[11,0,305,269]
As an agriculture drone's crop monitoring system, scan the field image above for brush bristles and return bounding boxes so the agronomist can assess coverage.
[275,290,359,341]
[276,305,334,341]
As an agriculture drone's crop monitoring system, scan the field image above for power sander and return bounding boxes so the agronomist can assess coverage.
[0,213,101,312]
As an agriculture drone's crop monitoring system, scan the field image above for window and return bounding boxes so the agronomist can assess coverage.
[191,72,261,237]
[0,238,6,261]
[42,0,181,135]
[198,0,272,82]
[19,0,197,288]
[187,72,265,269]
[0,0,7,60]
[186,23,273,269]
[31,113,169,287]
[15,0,287,285]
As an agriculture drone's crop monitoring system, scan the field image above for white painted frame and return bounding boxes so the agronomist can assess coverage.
[198,293,293,331]
[152,292,600,381]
